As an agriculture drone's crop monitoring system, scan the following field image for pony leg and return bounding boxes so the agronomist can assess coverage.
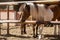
[23,24,26,34]
[21,23,24,35]
[33,24,36,38]
[21,23,26,35]
[36,24,39,37]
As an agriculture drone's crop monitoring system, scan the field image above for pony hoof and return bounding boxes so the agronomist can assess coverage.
[24,32,27,34]
[21,32,24,35]
[33,36,36,38]
[33,35,37,38]
[36,35,38,37]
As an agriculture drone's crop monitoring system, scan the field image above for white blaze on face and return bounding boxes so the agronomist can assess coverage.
[18,4,26,22]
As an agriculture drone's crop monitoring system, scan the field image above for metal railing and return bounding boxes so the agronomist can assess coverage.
[0,1,60,39]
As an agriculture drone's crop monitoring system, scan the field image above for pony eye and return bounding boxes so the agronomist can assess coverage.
[18,11,23,15]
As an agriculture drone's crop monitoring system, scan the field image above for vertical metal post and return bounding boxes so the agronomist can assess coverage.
[0,23,1,35]
[54,19,58,35]
[16,11,17,20]
[54,25,56,35]
[58,26,60,35]
[15,11,17,25]
[7,5,9,35]
[0,9,1,35]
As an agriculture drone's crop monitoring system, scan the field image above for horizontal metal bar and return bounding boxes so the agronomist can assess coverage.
[0,1,60,5]
[0,20,37,24]
[0,20,20,23]
[0,20,60,25]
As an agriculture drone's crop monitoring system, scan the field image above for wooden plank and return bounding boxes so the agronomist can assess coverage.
[0,1,60,5]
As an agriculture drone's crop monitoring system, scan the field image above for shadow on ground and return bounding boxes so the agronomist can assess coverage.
[0,34,31,38]
[0,38,7,40]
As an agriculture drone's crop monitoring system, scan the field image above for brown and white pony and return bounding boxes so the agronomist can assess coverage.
[18,3,54,38]
[30,3,60,37]
[18,3,60,38]
[1,0,60,38]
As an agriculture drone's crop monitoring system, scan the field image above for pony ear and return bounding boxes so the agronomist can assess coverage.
[45,4,50,8]
[19,4,26,11]
[25,4,30,11]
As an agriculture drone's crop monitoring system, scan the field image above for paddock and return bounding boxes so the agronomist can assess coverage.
[0,1,60,40]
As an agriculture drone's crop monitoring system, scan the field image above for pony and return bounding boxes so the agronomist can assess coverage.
[18,3,53,37]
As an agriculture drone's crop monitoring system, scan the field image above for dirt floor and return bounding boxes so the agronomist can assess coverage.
[0,10,58,40]
[0,23,59,40]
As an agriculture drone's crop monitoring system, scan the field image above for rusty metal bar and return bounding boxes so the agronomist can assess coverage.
[0,1,60,5]
[0,20,60,24]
